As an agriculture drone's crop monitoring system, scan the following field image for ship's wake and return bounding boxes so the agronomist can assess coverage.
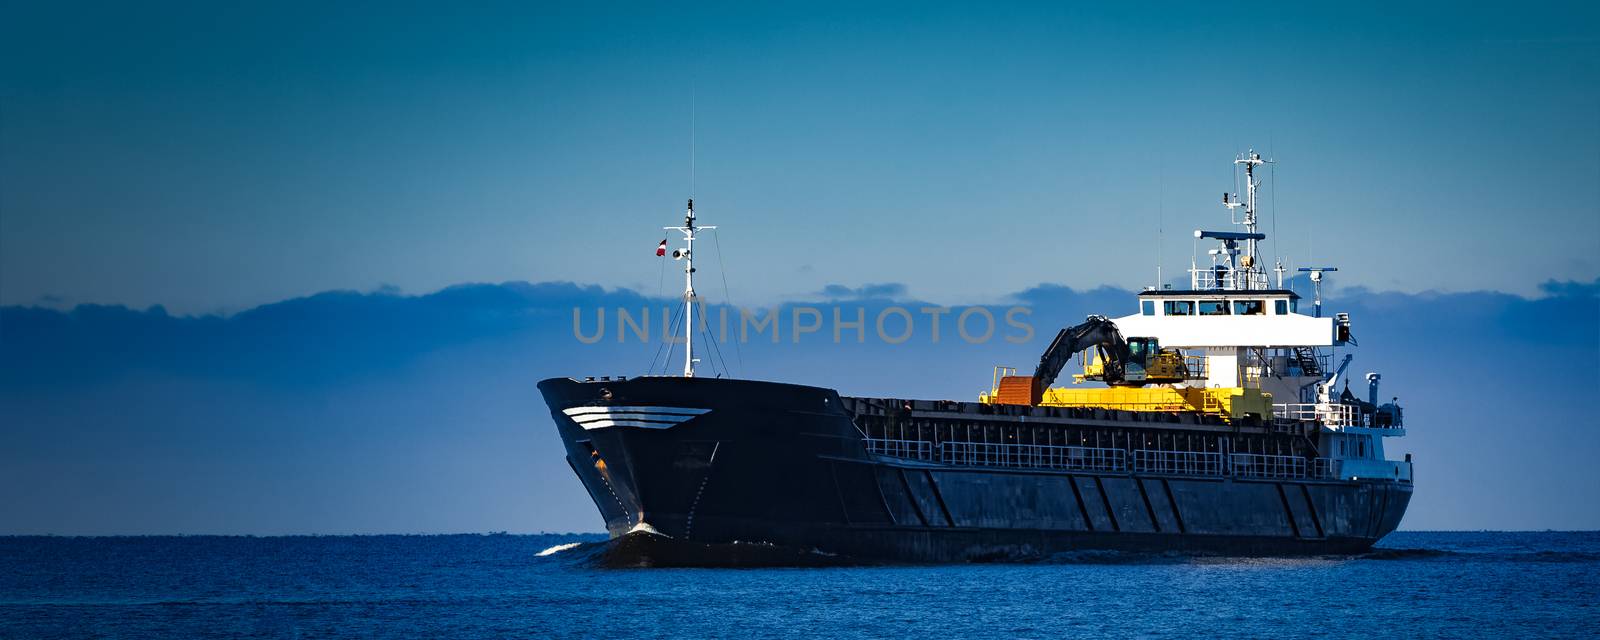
[535,541,586,557]
[1359,548,1600,563]
[1356,548,1456,560]
[535,537,1600,567]
[535,531,869,569]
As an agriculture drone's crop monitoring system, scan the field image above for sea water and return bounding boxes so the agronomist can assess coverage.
[3,531,1596,638]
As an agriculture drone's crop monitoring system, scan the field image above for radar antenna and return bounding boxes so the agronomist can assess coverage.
[1297,266,1338,318]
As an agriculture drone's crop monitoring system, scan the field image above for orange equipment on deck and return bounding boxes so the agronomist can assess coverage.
[992,376,1038,406]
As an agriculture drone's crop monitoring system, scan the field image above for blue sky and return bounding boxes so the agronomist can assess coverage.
[3,1,1596,313]
[2,2,1598,534]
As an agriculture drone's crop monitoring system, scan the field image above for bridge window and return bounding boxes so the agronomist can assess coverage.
[1164,300,1194,316]
[1198,300,1229,316]
[1233,300,1264,315]
[1274,299,1288,315]
[1142,300,1155,316]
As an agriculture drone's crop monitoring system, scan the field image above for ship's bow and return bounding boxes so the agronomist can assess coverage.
[538,375,859,543]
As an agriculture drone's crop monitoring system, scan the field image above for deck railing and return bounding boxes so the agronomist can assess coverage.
[1272,403,1407,431]
[863,438,934,461]
[1191,269,1271,291]
[862,438,1343,481]
[1230,453,1307,479]
[1131,449,1224,476]
[941,441,1126,472]
[1274,403,1360,428]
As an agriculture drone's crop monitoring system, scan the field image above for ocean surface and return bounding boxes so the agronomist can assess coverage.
[2,531,1597,639]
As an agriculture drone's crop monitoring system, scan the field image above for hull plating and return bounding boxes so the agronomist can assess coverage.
[538,376,1412,564]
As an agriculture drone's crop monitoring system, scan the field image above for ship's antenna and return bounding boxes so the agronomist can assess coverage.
[1269,134,1283,288]
[1237,150,1270,289]
[1157,161,1164,289]
[1271,152,1284,288]
[690,90,696,199]
[1194,151,1272,291]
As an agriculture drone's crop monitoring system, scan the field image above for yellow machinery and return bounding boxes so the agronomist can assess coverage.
[1015,315,1192,404]
[982,376,1273,421]
[1077,347,1191,385]
[1047,385,1270,420]
[981,315,1274,421]
[979,314,1273,420]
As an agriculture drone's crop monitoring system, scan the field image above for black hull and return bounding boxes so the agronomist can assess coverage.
[538,376,1412,564]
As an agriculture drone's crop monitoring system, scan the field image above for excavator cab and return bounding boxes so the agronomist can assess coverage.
[1081,337,1187,386]
[1139,338,1191,384]
[1124,338,1153,383]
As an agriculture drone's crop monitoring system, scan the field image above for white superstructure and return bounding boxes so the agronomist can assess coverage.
[1112,151,1410,482]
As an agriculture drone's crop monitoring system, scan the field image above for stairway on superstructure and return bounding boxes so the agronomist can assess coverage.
[1293,347,1323,376]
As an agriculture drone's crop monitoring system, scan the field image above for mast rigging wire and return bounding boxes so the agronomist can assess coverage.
[701,318,730,378]
[650,297,686,375]
[1270,159,1279,279]
[710,229,744,376]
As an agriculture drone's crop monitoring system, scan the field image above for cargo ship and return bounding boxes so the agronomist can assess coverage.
[539,152,1412,563]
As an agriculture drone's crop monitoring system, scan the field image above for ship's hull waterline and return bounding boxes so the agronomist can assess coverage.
[540,376,1411,565]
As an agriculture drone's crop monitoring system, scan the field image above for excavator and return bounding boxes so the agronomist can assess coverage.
[994,315,1189,406]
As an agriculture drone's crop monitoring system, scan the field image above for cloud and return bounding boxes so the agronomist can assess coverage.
[817,282,908,300]
[0,281,652,390]
[1,278,1597,533]
[1538,277,1600,298]
[1007,283,1132,310]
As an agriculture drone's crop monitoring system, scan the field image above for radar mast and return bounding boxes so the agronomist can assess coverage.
[1193,150,1273,291]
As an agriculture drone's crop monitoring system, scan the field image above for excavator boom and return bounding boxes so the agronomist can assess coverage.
[1027,315,1129,404]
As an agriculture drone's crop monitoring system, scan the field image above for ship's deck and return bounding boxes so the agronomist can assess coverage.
[838,395,1354,482]
[840,396,1289,435]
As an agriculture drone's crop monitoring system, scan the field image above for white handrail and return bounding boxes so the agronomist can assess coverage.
[1273,402,1371,428]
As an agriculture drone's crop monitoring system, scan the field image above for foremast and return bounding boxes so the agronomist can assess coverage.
[664,199,715,377]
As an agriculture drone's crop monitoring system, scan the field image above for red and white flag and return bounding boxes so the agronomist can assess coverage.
[655,239,668,256]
